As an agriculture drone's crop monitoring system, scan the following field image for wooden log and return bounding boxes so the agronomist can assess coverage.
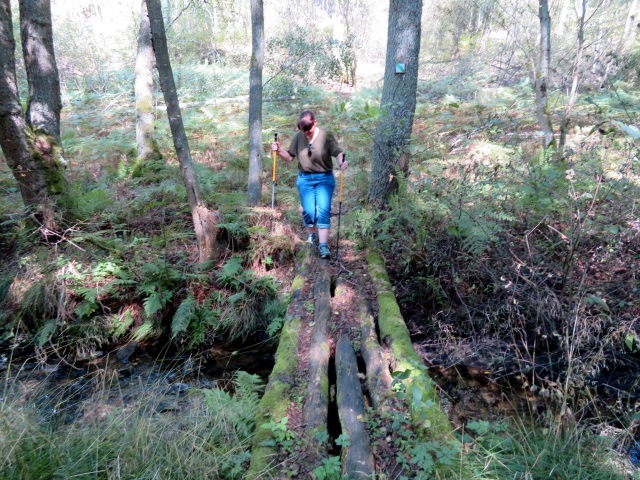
[335,336,375,479]
[247,247,310,478]
[334,276,392,410]
[366,250,455,439]
[302,268,331,450]
[358,300,393,410]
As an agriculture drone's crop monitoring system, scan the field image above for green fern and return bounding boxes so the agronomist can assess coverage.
[218,256,244,287]
[171,296,198,339]
[35,320,57,347]
[200,371,263,443]
[143,291,166,318]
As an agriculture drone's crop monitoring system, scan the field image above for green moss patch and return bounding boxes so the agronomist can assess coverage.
[366,250,454,439]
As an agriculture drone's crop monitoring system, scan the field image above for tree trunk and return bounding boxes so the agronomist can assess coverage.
[554,0,570,36]
[619,0,639,55]
[247,0,264,206]
[535,0,554,150]
[19,0,61,142]
[145,0,220,263]
[134,0,162,172]
[558,0,587,160]
[367,0,422,208]
[0,0,66,217]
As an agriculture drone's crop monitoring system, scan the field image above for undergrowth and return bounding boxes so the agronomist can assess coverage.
[346,100,640,463]
[0,370,264,479]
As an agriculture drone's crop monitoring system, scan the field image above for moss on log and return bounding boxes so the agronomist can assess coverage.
[366,250,453,439]
[358,299,393,410]
[246,248,310,478]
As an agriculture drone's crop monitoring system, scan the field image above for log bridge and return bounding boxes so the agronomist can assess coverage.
[246,247,457,478]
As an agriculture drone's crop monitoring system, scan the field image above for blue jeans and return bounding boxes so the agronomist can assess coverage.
[296,172,335,229]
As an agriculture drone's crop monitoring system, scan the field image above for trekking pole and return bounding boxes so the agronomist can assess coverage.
[335,153,345,261]
[270,132,278,232]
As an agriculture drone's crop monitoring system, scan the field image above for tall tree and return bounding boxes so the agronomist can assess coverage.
[0,0,66,215]
[367,0,422,207]
[19,0,62,141]
[145,0,220,263]
[558,0,588,160]
[134,0,162,172]
[534,0,554,150]
[247,0,264,206]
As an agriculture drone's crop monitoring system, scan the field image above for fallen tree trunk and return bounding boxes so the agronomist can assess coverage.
[246,247,311,478]
[358,299,393,410]
[336,336,375,479]
[302,268,331,454]
[366,250,453,439]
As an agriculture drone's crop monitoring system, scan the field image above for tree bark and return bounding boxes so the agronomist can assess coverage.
[134,0,162,170]
[558,0,587,160]
[367,0,422,208]
[619,0,639,55]
[554,0,570,36]
[145,0,220,263]
[247,0,264,206]
[0,0,66,215]
[19,0,61,142]
[534,0,554,150]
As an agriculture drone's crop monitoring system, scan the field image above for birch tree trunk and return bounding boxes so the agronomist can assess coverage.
[145,0,220,263]
[619,0,639,55]
[554,0,570,36]
[535,0,555,150]
[134,0,162,172]
[247,0,264,206]
[558,0,587,160]
[367,0,422,207]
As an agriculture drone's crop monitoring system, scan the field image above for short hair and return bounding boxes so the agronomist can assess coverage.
[297,110,316,131]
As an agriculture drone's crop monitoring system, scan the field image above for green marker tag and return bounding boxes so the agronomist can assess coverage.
[395,63,406,74]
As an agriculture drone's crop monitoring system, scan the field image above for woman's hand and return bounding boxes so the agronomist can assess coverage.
[272,141,293,162]
[338,153,348,170]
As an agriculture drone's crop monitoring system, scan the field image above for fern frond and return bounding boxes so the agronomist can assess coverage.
[218,256,243,287]
[36,320,57,347]
[76,286,98,302]
[171,296,197,338]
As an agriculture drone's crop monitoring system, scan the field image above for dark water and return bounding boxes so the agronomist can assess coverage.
[0,343,275,424]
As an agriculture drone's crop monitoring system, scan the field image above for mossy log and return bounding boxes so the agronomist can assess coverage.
[366,250,454,439]
[246,248,310,478]
[358,300,393,410]
[335,276,392,410]
[302,268,331,451]
[335,336,375,479]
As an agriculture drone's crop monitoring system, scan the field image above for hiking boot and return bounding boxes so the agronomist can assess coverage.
[318,242,331,259]
[307,233,318,246]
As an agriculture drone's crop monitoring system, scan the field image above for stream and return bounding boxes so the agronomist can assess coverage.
[0,342,275,425]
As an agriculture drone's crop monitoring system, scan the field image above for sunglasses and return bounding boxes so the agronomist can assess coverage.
[308,143,313,156]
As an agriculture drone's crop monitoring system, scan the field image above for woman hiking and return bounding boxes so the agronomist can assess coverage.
[272,110,347,259]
